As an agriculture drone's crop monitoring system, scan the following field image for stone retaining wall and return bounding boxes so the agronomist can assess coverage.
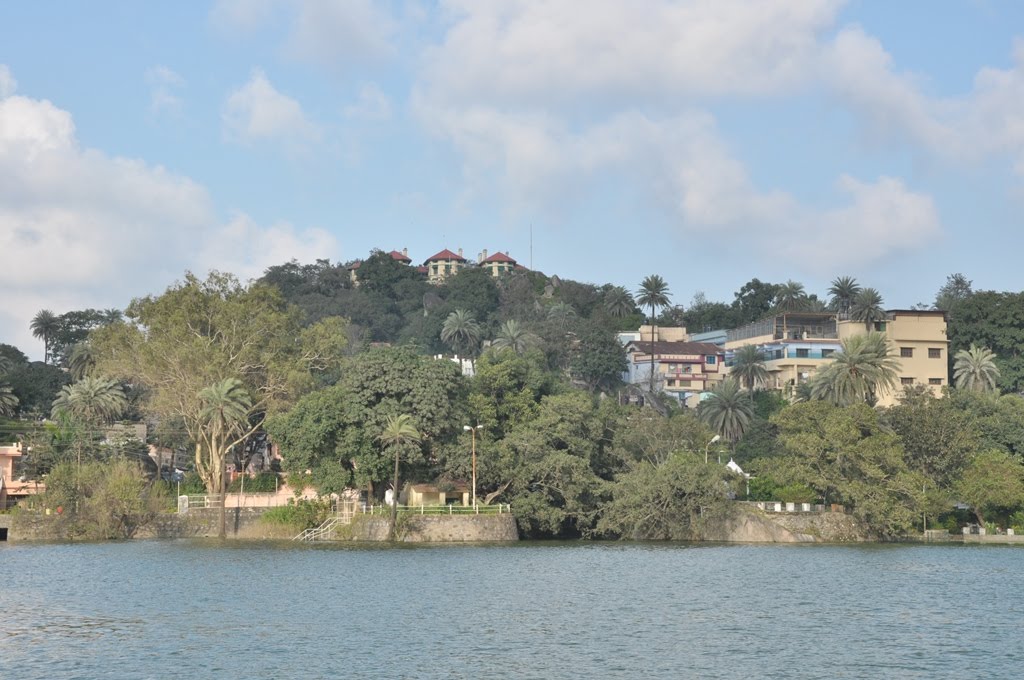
[349,513,519,542]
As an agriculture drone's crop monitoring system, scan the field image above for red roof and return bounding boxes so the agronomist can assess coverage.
[415,265,428,274]
[424,248,466,263]
[482,251,516,264]
[389,250,411,263]
[349,260,362,270]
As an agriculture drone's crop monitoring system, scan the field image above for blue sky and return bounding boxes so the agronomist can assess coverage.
[3,1,1024,358]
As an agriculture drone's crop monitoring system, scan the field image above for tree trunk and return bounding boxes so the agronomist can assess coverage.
[389,447,400,541]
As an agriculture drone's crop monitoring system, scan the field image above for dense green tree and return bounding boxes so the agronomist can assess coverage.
[568,324,627,392]
[2,361,70,417]
[609,410,711,466]
[598,452,734,540]
[953,344,1000,393]
[47,309,122,366]
[955,450,1024,526]
[267,347,464,498]
[828,276,861,315]
[809,332,899,406]
[443,266,500,322]
[92,272,336,494]
[30,309,60,364]
[730,345,769,391]
[697,379,754,443]
[682,291,737,333]
[467,350,559,440]
[731,278,781,325]
[881,394,979,488]
[769,402,925,537]
[945,290,1024,393]
[492,392,618,538]
[934,273,972,313]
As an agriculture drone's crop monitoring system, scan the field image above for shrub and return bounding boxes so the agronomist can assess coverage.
[260,498,331,530]
[228,472,279,493]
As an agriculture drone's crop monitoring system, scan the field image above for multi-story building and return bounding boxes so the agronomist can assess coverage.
[478,249,519,277]
[622,326,726,407]
[424,248,468,283]
[723,310,948,406]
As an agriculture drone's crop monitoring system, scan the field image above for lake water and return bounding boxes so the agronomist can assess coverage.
[1,541,1022,679]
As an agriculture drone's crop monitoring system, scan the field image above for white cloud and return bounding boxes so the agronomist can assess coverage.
[0,64,16,98]
[145,65,186,115]
[0,75,337,359]
[422,0,841,106]
[222,69,321,147]
[197,214,337,281]
[208,0,278,34]
[284,0,396,66]
[209,0,397,68]
[788,175,941,271]
[343,83,392,120]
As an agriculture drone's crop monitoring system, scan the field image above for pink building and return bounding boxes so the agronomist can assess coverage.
[0,442,44,509]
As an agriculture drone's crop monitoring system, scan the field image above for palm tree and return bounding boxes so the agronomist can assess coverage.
[850,288,885,331]
[547,302,577,329]
[68,342,96,380]
[51,376,128,423]
[0,385,17,417]
[199,378,253,539]
[775,280,807,312]
[730,345,769,391]
[636,275,671,391]
[808,332,899,406]
[0,354,12,376]
[440,310,482,366]
[604,286,635,318]
[30,309,60,364]
[492,320,539,355]
[697,379,754,443]
[377,414,422,540]
[953,344,1000,393]
[828,276,861,315]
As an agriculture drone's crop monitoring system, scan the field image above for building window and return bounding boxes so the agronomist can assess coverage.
[445,265,451,274]
[683,365,693,374]
[432,265,438,275]
[929,348,942,359]
[796,348,809,358]
[679,380,692,387]
[773,350,783,360]
[901,377,914,385]
[873,322,886,332]
[900,347,914,358]
[667,379,676,387]
[705,356,716,364]
[821,349,834,358]
[929,378,943,385]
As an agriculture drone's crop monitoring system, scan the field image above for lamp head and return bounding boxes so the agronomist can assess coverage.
[463,425,472,431]
[711,434,721,443]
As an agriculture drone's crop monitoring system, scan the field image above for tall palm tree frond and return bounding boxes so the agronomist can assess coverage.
[828,276,861,314]
[775,280,807,312]
[547,302,577,328]
[68,342,96,380]
[492,320,539,355]
[30,309,60,365]
[636,275,671,391]
[198,378,253,434]
[809,332,898,406]
[697,378,754,442]
[953,344,1000,393]
[440,309,482,360]
[604,286,635,318]
[850,288,885,330]
[0,384,18,417]
[730,345,769,391]
[51,376,128,423]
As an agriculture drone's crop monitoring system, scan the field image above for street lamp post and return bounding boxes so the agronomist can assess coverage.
[704,434,721,464]
[463,424,483,509]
